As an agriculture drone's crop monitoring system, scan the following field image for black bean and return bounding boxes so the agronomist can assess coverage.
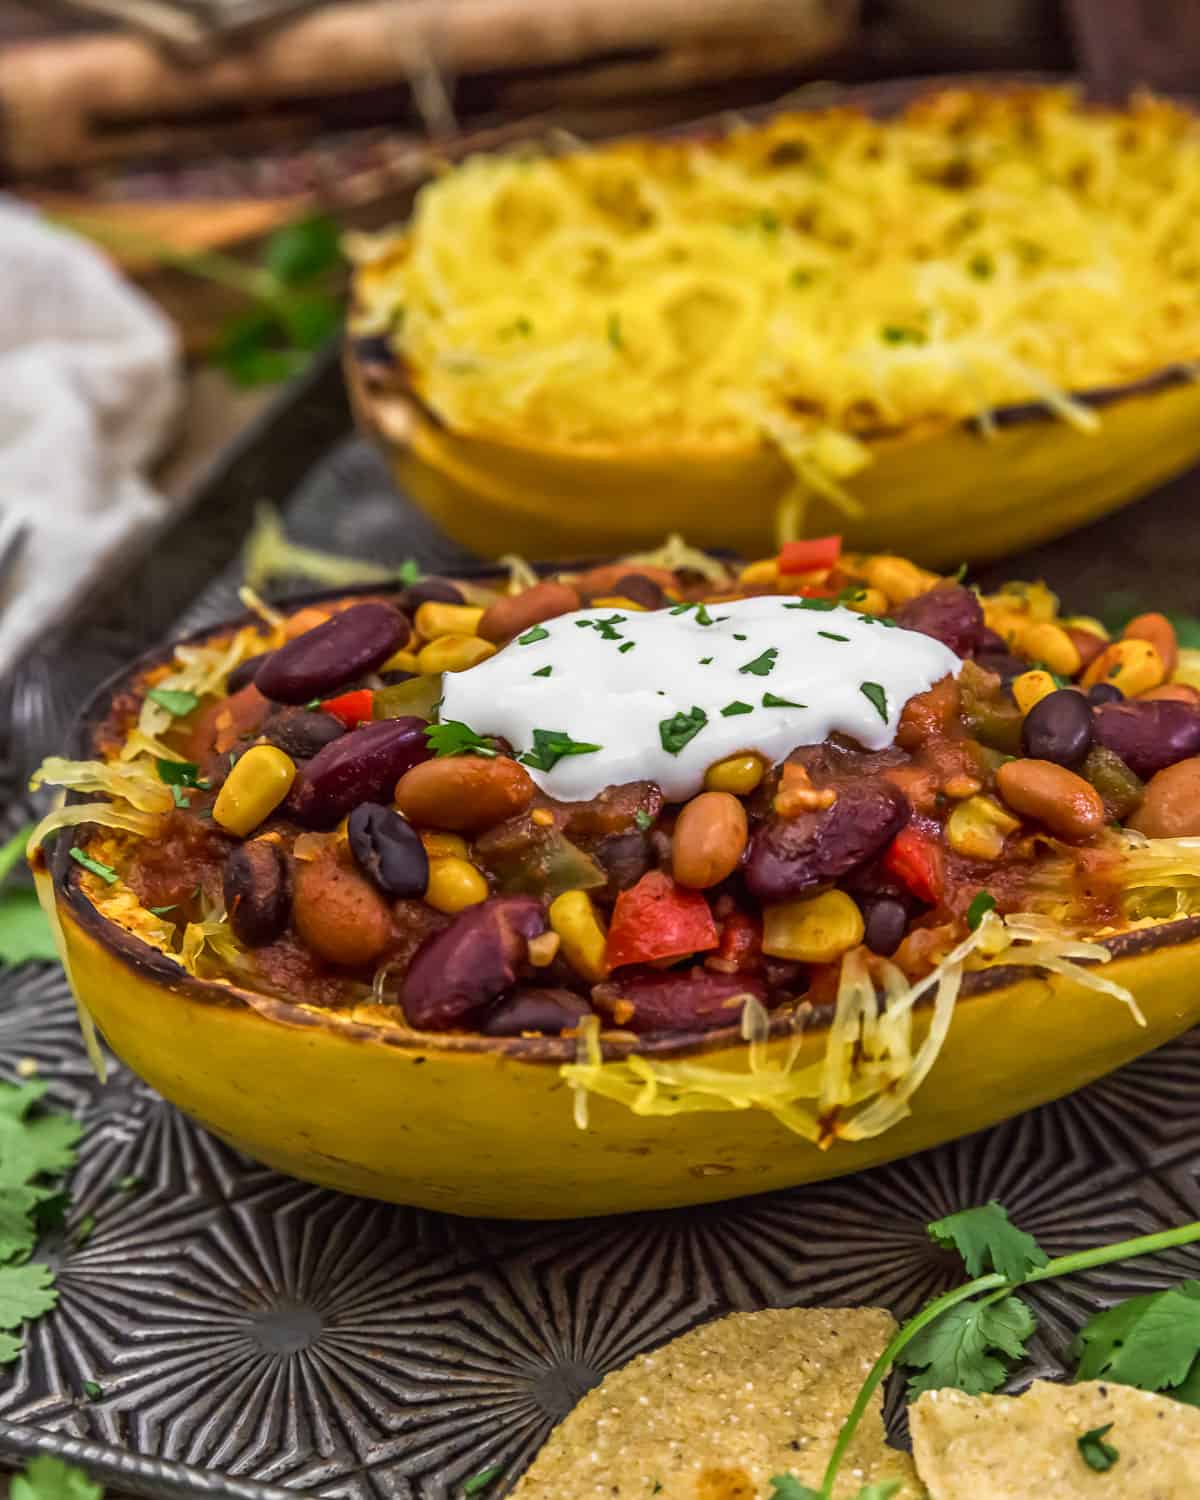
[397,577,465,611]
[347,802,429,898]
[228,651,272,695]
[862,896,908,956]
[482,988,592,1036]
[377,670,418,687]
[224,841,290,946]
[976,651,1027,685]
[264,707,346,760]
[1088,682,1124,705]
[256,603,409,704]
[745,781,910,904]
[403,897,547,1029]
[1020,688,1094,767]
[894,584,984,657]
[291,717,432,828]
[974,627,1009,656]
[611,574,667,610]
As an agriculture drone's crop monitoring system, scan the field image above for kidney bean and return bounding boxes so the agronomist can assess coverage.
[293,856,392,966]
[593,967,768,1034]
[402,896,546,1029]
[672,791,748,889]
[255,603,409,704]
[398,577,464,611]
[894,584,983,657]
[1123,611,1178,676]
[227,651,273,696]
[1065,627,1107,671]
[745,781,910,904]
[224,840,290,946]
[395,755,534,833]
[862,896,908,957]
[1128,757,1200,838]
[347,802,429,897]
[975,651,1027,685]
[611,574,667,610]
[481,988,592,1036]
[1093,699,1200,779]
[1020,688,1093,767]
[1088,682,1124,705]
[478,580,581,644]
[291,717,430,828]
[995,759,1105,840]
[264,706,346,760]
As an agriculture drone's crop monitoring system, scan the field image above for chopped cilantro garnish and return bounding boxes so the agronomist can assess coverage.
[618,642,635,654]
[659,706,708,755]
[424,721,498,758]
[818,631,849,642]
[147,906,176,918]
[1077,1424,1119,1473]
[783,597,837,612]
[928,1202,1049,1283]
[732,633,747,641]
[952,562,968,582]
[463,1466,502,1496]
[591,613,626,640]
[670,601,717,626]
[966,891,997,930]
[763,692,805,708]
[517,625,550,645]
[699,657,713,665]
[82,1379,104,1402]
[860,681,888,722]
[739,647,778,677]
[531,665,553,677]
[397,558,422,586]
[721,701,754,717]
[68,849,118,885]
[836,586,869,605]
[634,809,654,831]
[155,758,205,788]
[146,688,199,718]
[171,785,189,809]
[520,729,602,773]
[575,619,594,628]
[304,698,322,710]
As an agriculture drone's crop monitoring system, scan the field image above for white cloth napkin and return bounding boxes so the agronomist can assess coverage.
[0,201,182,676]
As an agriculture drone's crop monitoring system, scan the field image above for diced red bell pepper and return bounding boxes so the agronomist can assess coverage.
[713,910,763,973]
[778,535,842,574]
[320,689,375,729]
[883,826,945,905]
[606,871,719,970]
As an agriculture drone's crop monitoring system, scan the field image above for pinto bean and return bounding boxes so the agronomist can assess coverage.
[394,755,534,832]
[1093,700,1200,779]
[477,581,582,644]
[745,781,910,904]
[224,840,290,947]
[894,584,984,656]
[402,896,547,1029]
[592,967,767,1034]
[291,717,430,828]
[292,855,392,966]
[672,792,748,889]
[995,759,1105,841]
[481,988,592,1036]
[255,602,409,704]
[1128,757,1200,838]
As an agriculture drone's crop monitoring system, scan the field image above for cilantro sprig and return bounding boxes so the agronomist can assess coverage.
[0,825,56,966]
[425,722,499,759]
[12,1456,102,1500]
[520,730,602,773]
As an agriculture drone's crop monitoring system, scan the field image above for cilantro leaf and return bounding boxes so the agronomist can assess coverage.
[1077,1423,1119,1472]
[82,1379,103,1401]
[398,558,422,586]
[518,626,550,645]
[531,665,553,678]
[520,730,602,773]
[462,1466,502,1496]
[818,631,849,642]
[0,823,32,884]
[12,1455,103,1500]
[928,1201,1049,1283]
[0,889,58,966]
[901,1293,1036,1398]
[0,1080,82,1187]
[155,759,204,788]
[424,721,498,759]
[966,891,997,930]
[721,701,754,717]
[634,810,654,831]
[146,688,199,718]
[783,597,838,611]
[659,706,708,755]
[1072,1282,1200,1390]
[768,1479,822,1500]
[0,1186,39,1264]
[860,681,889,722]
[67,849,117,885]
[0,1332,22,1365]
[264,214,341,285]
[763,692,806,709]
[739,647,778,677]
[0,1263,58,1329]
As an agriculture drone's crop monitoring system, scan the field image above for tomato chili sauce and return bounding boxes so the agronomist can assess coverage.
[43,541,1200,1041]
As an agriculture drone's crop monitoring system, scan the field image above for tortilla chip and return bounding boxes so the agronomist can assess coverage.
[911,1378,1200,1498]
[510,1306,921,1499]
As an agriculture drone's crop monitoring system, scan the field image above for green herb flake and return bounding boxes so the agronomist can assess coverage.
[68,849,118,885]
[739,647,778,677]
[518,625,550,645]
[531,665,553,678]
[966,891,998,931]
[12,1456,103,1500]
[114,1175,144,1193]
[520,730,603,773]
[73,1214,95,1248]
[634,810,654,831]
[768,1478,823,1500]
[721,701,754,717]
[783,597,838,612]
[699,656,714,665]
[462,1466,502,1496]
[146,688,199,718]
[659,706,708,756]
[424,721,499,758]
[618,642,636,654]
[1077,1423,1119,1472]
[818,631,849,642]
[397,558,422,586]
[860,681,888,722]
[304,698,322,710]
[762,692,805,709]
[147,906,176,918]
[171,785,189,809]
[82,1380,103,1402]
[952,562,969,582]
[155,758,204,788]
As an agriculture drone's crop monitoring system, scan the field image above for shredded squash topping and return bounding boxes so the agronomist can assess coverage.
[356,88,1200,493]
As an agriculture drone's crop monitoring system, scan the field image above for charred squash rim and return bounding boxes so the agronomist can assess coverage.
[51,571,1200,1067]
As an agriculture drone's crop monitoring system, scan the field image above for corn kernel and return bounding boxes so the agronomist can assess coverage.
[424,856,488,914]
[413,601,485,641]
[703,753,766,796]
[738,558,779,587]
[531,808,555,827]
[380,648,421,674]
[761,889,864,963]
[420,831,468,860]
[417,635,496,674]
[549,889,609,981]
[590,596,648,612]
[844,587,890,616]
[1082,638,1166,697]
[946,795,1021,861]
[1011,669,1059,715]
[527,932,561,968]
[861,555,939,605]
[212,745,296,837]
[1014,621,1081,677]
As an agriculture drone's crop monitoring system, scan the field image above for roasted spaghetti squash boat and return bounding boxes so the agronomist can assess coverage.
[348,85,1200,566]
[30,541,1200,1217]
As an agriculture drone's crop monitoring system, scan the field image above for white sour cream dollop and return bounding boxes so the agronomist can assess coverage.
[438,597,961,802]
